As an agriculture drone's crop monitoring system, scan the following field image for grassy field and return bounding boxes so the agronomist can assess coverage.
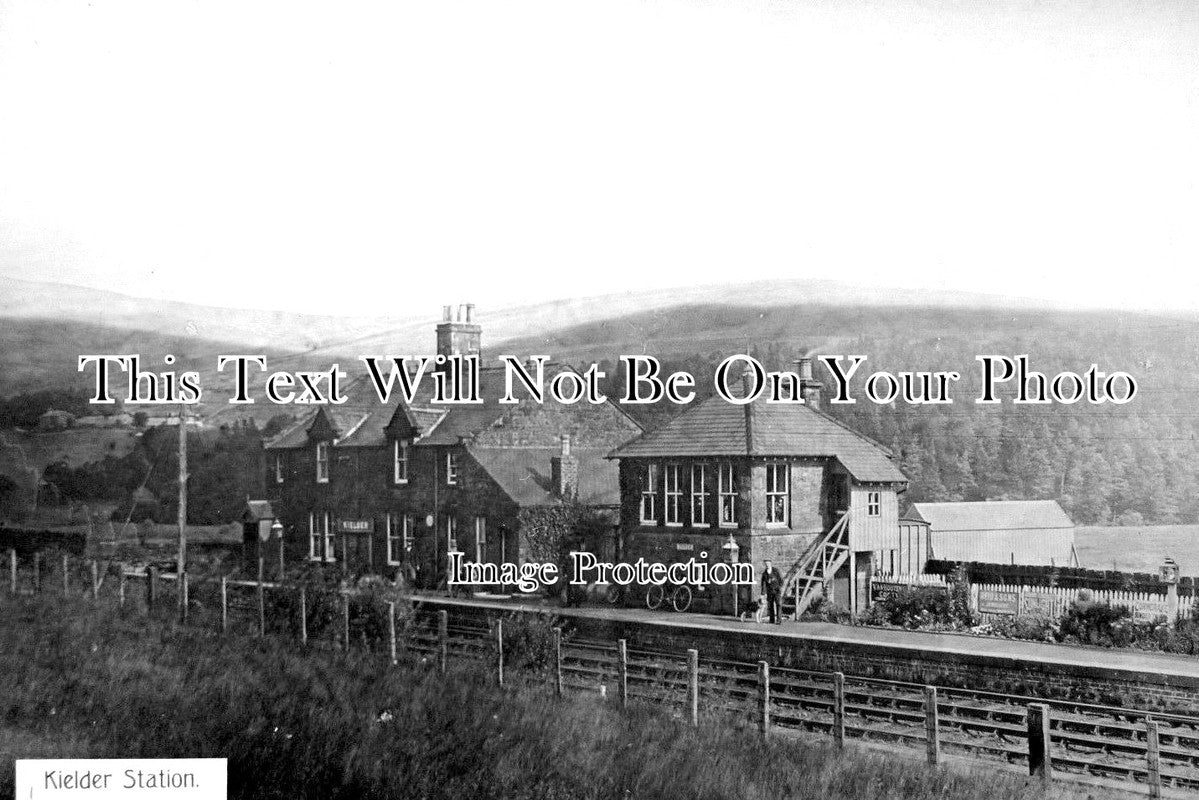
[1076,525,1199,575]
[0,595,1081,800]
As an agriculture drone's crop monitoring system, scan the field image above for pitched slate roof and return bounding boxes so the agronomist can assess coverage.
[608,395,906,484]
[264,366,636,509]
[903,501,1074,532]
[468,447,620,507]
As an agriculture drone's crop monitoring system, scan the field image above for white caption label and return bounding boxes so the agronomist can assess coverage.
[16,759,227,800]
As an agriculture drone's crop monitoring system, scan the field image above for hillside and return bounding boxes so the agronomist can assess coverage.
[3,278,1198,528]
[0,274,1071,377]
[0,317,297,399]
[499,302,1199,527]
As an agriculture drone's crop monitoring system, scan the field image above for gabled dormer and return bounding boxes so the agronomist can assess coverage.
[306,410,338,484]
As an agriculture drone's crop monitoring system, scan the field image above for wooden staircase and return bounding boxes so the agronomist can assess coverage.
[780,511,852,620]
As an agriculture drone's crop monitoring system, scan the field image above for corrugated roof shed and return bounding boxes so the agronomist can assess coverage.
[904,501,1074,532]
[607,395,906,484]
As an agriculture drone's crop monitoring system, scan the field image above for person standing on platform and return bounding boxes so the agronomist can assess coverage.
[761,559,783,624]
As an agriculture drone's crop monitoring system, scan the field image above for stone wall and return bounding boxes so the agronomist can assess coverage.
[437,600,1199,714]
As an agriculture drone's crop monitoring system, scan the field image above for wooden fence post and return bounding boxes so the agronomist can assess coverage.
[832,672,846,747]
[388,601,397,665]
[495,618,504,687]
[1027,703,1052,781]
[553,627,563,697]
[1146,719,1162,800]
[298,586,307,646]
[924,685,940,765]
[759,661,771,738]
[90,561,99,600]
[33,552,41,593]
[617,639,628,709]
[438,610,448,674]
[341,593,351,652]
[146,565,157,607]
[687,649,699,727]
[61,553,69,594]
[119,570,126,607]
[220,577,228,633]
[181,573,189,623]
[10,549,17,595]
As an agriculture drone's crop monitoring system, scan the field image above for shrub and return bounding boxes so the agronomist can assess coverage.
[983,615,1059,643]
[498,612,566,674]
[860,587,957,629]
[1057,600,1151,648]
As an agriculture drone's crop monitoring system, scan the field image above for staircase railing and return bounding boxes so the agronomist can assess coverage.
[780,510,852,620]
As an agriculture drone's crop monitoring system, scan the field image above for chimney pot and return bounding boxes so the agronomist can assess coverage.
[465,303,475,323]
[560,433,571,457]
[797,356,813,381]
[442,305,452,322]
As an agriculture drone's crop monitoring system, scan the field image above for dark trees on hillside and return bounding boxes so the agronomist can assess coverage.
[592,325,1199,526]
[37,421,265,526]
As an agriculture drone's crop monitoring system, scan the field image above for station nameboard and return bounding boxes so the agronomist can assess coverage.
[977,589,1019,616]
[338,519,374,534]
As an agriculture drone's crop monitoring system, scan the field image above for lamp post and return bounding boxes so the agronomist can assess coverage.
[1161,557,1180,628]
[271,520,285,578]
[721,532,740,618]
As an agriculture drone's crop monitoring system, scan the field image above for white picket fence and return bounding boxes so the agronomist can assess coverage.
[870,575,1193,622]
[971,582,1193,623]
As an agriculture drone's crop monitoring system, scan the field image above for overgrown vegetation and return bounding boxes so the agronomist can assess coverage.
[859,582,1199,654]
[968,595,1199,655]
[859,586,976,630]
[0,595,1056,800]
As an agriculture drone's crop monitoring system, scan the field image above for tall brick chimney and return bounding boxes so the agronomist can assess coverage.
[436,303,482,358]
[798,356,822,408]
[551,434,579,499]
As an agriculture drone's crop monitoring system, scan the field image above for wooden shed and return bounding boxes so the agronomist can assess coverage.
[904,500,1075,567]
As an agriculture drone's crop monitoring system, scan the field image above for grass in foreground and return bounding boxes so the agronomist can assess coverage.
[1,596,1066,800]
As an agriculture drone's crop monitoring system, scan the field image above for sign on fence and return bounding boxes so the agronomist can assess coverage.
[977,589,1019,616]
[1019,593,1059,618]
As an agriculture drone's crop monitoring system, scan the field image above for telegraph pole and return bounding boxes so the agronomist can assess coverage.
[176,403,188,608]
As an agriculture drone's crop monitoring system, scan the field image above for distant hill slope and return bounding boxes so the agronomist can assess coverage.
[0,317,296,401]
[493,301,1194,369]
[0,274,395,354]
[3,277,1199,527]
[1,273,1081,369]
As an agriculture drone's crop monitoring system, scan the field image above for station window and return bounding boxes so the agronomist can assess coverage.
[315,441,329,483]
[867,491,882,517]
[766,463,789,526]
[308,512,334,561]
[718,462,737,526]
[394,440,409,484]
[640,462,659,524]
[665,463,683,525]
[691,464,708,526]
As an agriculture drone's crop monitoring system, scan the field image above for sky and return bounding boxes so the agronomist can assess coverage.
[0,0,1196,316]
